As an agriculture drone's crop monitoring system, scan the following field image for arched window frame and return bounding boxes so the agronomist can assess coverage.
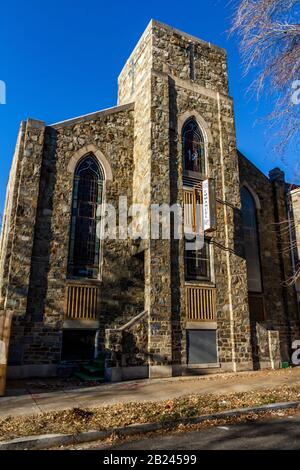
[179,111,212,181]
[180,113,214,284]
[67,144,113,181]
[182,117,206,176]
[67,153,105,280]
[241,184,263,293]
[241,181,261,210]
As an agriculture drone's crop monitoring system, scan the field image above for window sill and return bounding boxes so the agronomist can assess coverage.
[66,278,102,286]
[186,363,220,369]
[63,319,99,330]
[186,321,217,330]
[183,170,206,180]
[185,281,215,288]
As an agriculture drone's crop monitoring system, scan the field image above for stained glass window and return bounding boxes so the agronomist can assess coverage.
[182,118,205,174]
[241,186,262,293]
[68,154,104,279]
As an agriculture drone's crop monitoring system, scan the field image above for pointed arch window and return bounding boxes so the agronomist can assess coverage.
[182,118,205,175]
[241,186,262,293]
[67,154,104,279]
[182,118,211,281]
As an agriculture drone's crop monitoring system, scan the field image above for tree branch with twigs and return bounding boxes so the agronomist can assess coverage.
[230,0,300,155]
[231,0,300,285]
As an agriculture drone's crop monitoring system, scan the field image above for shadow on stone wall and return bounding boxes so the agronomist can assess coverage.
[26,128,58,322]
[105,312,149,368]
[8,128,60,366]
[100,249,145,326]
[250,322,261,370]
[169,76,183,366]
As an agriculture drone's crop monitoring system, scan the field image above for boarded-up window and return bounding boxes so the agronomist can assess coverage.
[187,330,217,364]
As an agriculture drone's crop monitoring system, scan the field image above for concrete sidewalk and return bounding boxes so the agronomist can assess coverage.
[1,368,300,418]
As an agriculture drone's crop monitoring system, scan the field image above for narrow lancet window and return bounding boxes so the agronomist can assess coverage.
[68,154,104,279]
[182,118,205,175]
[241,186,262,293]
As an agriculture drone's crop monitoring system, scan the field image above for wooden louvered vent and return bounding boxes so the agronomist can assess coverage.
[183,190,194,227]
[64,283,100,321]
[186,285,216,321]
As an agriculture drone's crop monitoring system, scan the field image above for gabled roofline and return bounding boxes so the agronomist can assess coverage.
[50,103,134,129]
[237,150,270,182]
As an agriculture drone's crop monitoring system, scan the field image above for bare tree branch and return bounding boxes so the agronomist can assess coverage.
[231,1,300,285]
[230,0,300,153]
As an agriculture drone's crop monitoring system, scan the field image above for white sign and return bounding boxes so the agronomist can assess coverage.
[202,179,210,231]
[202,179,216,232]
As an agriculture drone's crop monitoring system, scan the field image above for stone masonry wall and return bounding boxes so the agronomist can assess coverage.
[239,154,300,362]
[1,119,46,317]
[2,19,297,377]
[154,22,252,371]
[0,122,26,307]
[151,20,229,95]
[106,313,149,369]
[119,20,253,373]
[291,188,300,264]
[122,314,148,367]
[119,22,174,377]
[6,106,146,369]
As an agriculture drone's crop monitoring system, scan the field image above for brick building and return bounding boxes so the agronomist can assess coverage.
[0,20,299,382]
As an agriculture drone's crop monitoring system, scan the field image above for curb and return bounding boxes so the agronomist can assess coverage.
[1,400,300,450]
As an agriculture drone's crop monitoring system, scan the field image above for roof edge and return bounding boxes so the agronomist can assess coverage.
[50,103,135,129]
[151,19,226,54]
[237,150,270,182]
[118,19,226,81]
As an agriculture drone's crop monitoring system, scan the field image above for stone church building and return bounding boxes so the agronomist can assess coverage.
[1,20,300,382]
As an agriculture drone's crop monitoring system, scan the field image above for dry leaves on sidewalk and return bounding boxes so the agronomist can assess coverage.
[1,384,300,441]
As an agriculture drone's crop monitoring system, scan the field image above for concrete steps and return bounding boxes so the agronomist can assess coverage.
[74,353,105,383]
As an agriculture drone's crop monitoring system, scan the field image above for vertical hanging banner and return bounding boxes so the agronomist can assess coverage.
[202,179,217,232]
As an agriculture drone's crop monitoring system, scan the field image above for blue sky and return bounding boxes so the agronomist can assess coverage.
[0,0,298,214]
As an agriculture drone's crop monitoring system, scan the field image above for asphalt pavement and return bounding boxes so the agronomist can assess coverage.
[90,416,300,450]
